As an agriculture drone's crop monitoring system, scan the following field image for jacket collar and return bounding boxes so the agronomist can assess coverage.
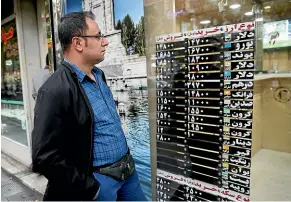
[61,60,102,82]
[61,60,76,74]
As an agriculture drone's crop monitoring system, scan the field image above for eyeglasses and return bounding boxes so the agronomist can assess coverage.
[78,33,105,40]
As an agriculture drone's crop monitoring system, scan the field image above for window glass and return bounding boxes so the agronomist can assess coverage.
[50,0,152,199]
[44,0,55,71]
[38,0,55,71]
[145,0,291,201]
[1,20,28,146]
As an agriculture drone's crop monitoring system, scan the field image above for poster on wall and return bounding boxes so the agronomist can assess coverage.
[263,19,291,49]
[155,22,255,202]
[110,0,151,200]
[51,0,151,200]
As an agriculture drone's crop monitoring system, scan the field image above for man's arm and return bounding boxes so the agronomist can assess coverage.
[31,88,99,200]
[31,78,37,100]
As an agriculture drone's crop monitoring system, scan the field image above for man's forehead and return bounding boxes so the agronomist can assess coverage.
[85,17,100,33]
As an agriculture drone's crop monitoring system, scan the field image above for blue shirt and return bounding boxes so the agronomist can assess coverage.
[65,60,128,166]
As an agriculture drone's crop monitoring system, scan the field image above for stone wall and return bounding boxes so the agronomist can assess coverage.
[100,30,126,66]
[83,0,114,35]
[121,55,147,77]
[104,0,114,33]
[83,0,105,33]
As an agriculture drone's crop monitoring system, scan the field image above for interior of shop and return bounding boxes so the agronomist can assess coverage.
[145,0,291,200]
[1,1,28,146]
[37,0,55,72]
[174,0,291,74]
[1,0,54,147]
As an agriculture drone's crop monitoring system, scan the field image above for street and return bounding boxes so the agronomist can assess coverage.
[1,169,43,201]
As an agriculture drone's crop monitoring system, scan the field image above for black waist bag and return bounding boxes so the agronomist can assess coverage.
[95,154,135,181]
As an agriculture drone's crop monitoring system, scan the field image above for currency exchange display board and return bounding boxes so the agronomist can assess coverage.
[155,22,255,202]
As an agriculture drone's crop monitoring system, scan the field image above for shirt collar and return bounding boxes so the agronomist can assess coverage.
[64,58,101,82]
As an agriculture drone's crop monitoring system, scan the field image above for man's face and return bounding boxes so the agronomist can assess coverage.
[81,17,109,64]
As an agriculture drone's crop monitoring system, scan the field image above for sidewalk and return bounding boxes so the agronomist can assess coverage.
[1,169,43,201]
[1,152,47,200]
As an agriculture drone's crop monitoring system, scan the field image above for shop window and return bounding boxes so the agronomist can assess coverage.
[145,0,291,201]
[44,0,54,71]
[1,20,28,146]
[37,0,55,71]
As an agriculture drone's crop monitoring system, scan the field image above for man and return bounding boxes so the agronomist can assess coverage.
[32,54,52,100]
[268,30,280,45]
[31,11,146,201]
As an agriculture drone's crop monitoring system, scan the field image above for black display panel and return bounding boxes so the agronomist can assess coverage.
[155,22,255,201]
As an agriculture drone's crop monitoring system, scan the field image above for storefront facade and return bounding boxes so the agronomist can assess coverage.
[1,0,54,165]
[1,0,291,201]
[144,0,291,201]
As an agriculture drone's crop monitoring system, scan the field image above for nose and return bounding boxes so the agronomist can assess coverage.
[102,38,109,46]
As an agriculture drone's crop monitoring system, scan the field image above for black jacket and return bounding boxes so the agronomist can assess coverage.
[31,61,107,201]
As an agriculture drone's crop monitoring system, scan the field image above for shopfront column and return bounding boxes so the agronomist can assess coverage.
[16,0,43,145]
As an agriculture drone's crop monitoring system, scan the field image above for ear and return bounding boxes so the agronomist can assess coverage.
[71,37,83,52]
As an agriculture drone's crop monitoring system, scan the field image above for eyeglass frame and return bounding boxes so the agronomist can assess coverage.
[76,33,105,40]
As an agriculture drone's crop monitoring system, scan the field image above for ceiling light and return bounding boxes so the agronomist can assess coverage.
[245,11,254,16]
[230,4,241,9]
[256,17,263,22]
[264,6,271,9]
[200,20,211,24]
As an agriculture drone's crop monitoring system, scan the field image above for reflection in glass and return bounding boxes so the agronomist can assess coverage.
[1,20,27,146]
[44,0,55,71]
[145,0,291,201]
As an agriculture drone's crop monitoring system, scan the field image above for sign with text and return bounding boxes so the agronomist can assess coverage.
[155,22,255,201]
